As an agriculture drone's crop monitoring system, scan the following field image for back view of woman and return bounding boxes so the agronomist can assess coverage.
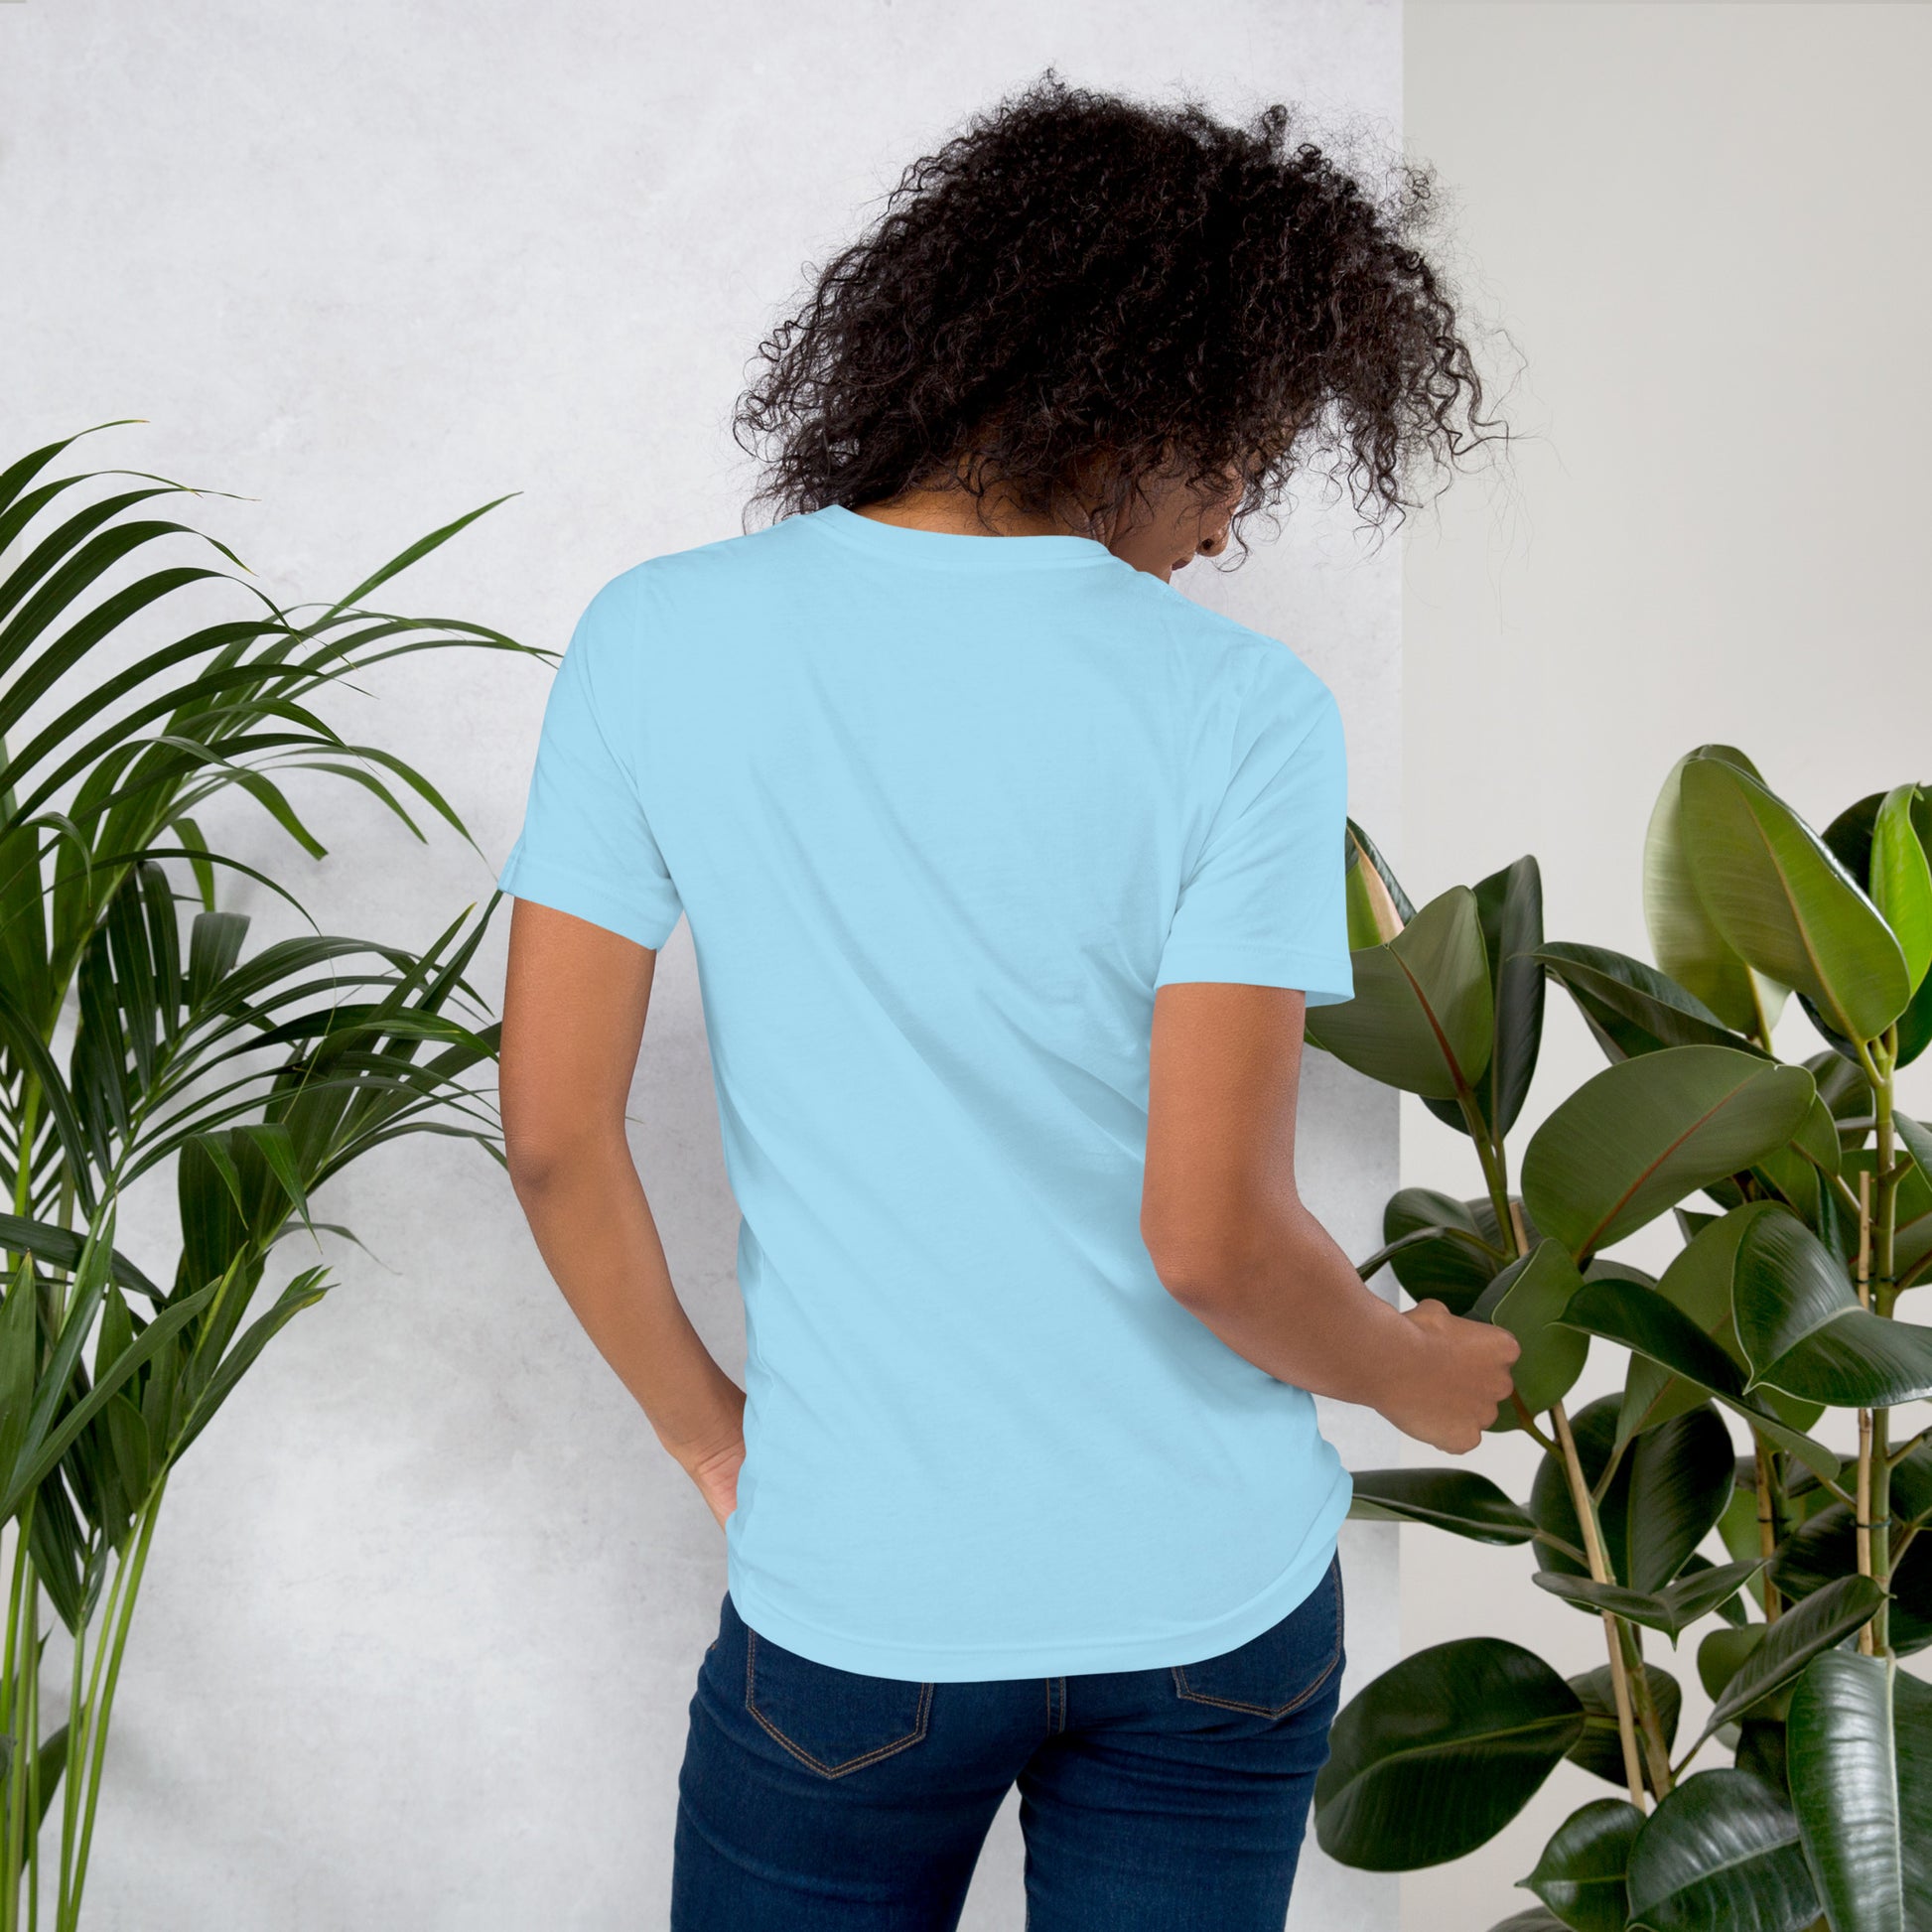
[499,74,1518,1932]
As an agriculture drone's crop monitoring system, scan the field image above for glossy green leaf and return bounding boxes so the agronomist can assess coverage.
[1679,1551,1755,1627]
[0,1214,162,1301]
[1560,1278,1844,1483]
[1734,1206,1932,1407]
[1488,1913,1570,1932]
[1522,1046,1814,1259]
[1471,1240,1589,1424]
[1567,1663,1681,1796]
[1898,1669,1932,1928]
[1625,1769,1818,1932]
[1345,819,1412,949]
[1346,1468,1536,1545]
[1735,1719,1791,1799]
[1533,1560,1764,1642]
[1424,856,1545,1139]
[1374,1186,1510,1314]
[1809,1048,1875,1139]
[1314,1637,1586,1870]
[1894,1115,1932,1288]
[1895,972,1932,1067]
[1769,1505,1932,1657]
[31,1723,69,1830]
[0,1282,216,1521]
[1524,1798,1644,1932]
[1786,1652,1918,1932]
[1645,747,1788,1037]
[167,1270,332,1461]
[1680,754,1910,1045]
[1787,1092,1843,1178]
[1891,1439,1932,1530]
[1529,1396,1733,1592]
[1822,789,1885,890]
[1897,1111,1932,1189]
[1693,1574,1889,1746]
[1617,1202,1771,1445]
[1305,886,1493,1102]
[1699,1624,1766,1705]
[1538,942,1759,1064]
[1870,784,1932,996]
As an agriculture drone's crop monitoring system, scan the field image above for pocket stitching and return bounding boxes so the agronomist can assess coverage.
[744,1628,934,1778]
[1171,1561,1345,1719]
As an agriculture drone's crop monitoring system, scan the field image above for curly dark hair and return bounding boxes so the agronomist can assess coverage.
[735,72,1507,552]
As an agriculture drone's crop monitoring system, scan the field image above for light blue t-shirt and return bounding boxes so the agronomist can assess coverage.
[498,503,1356,1681]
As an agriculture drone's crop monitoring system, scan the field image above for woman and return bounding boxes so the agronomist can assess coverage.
[498,74,1518,1932]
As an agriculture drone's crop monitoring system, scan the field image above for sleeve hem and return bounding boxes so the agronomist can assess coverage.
[1154,943,1354,1006]
[496,851,681,952]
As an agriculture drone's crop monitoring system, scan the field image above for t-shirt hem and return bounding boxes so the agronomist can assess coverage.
[1154,942,1355,1008]
[496,850,681,952]
[725,1465,1353,1683]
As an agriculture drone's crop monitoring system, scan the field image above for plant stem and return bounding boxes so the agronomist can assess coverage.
[1508,1394,1559,1454]
[21,1563,37,1932]
[1,1494,43,1932]
[1753,1437,1782,1624]
[57,1549,123,1932]
[62,1481,164,1932]
[1457,1105,1517,1264]
[1618,1619,1674,1797]
[1868,1037,1898,1658]
[1589,1433,1632,1510]
[1551,1401,1645,1809]
[11,1081,40,1220]
[1858,1421,1876,1658]
[2,1536,25,1932]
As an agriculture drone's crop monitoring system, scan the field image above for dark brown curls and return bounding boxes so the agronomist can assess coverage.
[735,72,1508,554]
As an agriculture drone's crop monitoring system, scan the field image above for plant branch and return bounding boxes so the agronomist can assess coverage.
[1,1508,33,1932]
[1618,1619,1674,1798]
[1590,1432,1632,1509]
[1867,1034,1897,1656]
[61,1482,165,1932]
[1753,1436,1782,1624]
[1456,1093,1518,1264]
[1551,1401,1646,1810]
[1509,1394,1558,1453]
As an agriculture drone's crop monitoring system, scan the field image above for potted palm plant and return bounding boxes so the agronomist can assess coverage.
[0,424,533,1928]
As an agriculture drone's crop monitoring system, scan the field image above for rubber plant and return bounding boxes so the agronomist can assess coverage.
[0,425,533,1928]
[1309,750,1932,1932]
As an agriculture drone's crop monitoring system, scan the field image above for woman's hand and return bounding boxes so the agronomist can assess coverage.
[1380,1300,1521,1453]
[682,1432,747,1530]
[502,899,750,1516]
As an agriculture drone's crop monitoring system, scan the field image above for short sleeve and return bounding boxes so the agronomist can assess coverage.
[1154,669,1354,1005]
[495,580,683,950]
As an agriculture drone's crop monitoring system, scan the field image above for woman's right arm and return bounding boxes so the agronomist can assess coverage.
[1141,980,1520,1453]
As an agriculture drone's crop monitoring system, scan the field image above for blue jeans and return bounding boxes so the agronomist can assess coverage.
[670,1553,1345,1931]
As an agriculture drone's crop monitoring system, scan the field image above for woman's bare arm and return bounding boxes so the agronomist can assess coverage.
[499,897,745,1525]
[1142,981,1518,1453]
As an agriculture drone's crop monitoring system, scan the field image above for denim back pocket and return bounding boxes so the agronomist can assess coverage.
[1171,1558,1344,1719]
[745,1627,934,1778]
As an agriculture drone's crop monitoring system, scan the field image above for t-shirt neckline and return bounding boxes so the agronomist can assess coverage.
[810,501,1117,569]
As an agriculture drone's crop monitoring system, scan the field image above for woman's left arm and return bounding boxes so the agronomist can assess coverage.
[499,897,746,1527]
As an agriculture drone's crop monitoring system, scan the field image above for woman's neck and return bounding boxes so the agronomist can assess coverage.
[851,477,1085,540]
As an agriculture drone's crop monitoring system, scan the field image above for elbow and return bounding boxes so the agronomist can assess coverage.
[1141,1211,1261,1313]
[503,1120,604,1203]
[504,1134,564,1203]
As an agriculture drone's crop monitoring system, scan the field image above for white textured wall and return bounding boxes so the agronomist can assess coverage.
[0,3,1405,1926]
[1402,6,1932,1929]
